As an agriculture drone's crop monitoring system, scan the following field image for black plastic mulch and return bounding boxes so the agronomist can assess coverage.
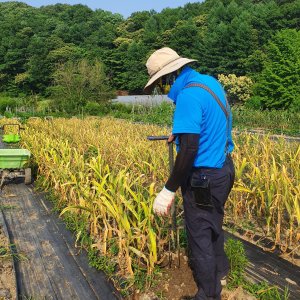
[0,182,120,300]
[225,232,300,299]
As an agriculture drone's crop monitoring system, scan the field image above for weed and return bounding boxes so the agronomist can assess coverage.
[246,281,289,300]
[225,238,248,288]
[0,204,17,210]
[0,244,28,261]
[88,248,116,274]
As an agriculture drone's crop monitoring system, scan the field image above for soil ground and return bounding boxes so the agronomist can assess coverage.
[133,229,300,300]
[0,212,17,300]
[133,253,256,300]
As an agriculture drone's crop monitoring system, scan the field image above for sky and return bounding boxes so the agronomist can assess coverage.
[0,0,204,18]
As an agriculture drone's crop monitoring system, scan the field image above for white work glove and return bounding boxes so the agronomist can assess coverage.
[153,187,175,216]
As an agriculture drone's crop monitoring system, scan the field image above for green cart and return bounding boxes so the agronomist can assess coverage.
[0,149,32,188]
[1,124,24,144]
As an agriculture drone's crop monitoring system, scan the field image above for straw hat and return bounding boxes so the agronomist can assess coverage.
[144,47,197,90]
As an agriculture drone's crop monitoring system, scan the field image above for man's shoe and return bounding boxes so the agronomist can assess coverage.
[220,275,227,287]
[183,288,222,300]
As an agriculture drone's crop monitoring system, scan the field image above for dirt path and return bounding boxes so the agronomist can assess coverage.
[0,183,120,300]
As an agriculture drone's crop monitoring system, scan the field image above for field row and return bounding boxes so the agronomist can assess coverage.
[16,117,300,279]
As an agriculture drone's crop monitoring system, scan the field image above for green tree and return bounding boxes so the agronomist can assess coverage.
[51,59,115,113]
[107,42,130,90]
[255,29,300,110]
[158,19,203,59]
[250,0,282,46]
[277,0,300,29]
[116,42,149,93]
[24,35,76,94]
[1,0,300,95]
[203,1,258,75]
[142,15,161,46]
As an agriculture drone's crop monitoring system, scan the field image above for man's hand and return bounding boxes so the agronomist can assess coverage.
[168,134,175,143]
[153,187,175,216]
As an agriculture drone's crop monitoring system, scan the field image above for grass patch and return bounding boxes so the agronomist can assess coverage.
[232,106,300,136]
[108,102,300,136]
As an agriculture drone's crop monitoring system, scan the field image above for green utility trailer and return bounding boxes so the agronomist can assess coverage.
[0,149,32,188]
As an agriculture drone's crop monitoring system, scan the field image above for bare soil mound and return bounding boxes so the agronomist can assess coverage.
[132,253,255,300]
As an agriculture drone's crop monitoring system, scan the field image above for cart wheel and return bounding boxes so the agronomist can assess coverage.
[24,168,32,185]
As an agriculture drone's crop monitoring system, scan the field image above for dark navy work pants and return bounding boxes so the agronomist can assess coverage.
[181,155,235,300]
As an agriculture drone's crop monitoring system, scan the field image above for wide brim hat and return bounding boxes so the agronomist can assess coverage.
[144,47,197,90]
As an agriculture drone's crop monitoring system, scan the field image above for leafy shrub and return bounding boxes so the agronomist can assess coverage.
[36,99,53,113]
[244,96,263,110]
[288,96,300,112]
[85,101,109,115]
[3,111,14,118]
[0,96,17,114]
[109,102,133,114]
[218,74,253,104]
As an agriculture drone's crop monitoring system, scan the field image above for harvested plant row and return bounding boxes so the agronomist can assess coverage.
[20,117,300,280]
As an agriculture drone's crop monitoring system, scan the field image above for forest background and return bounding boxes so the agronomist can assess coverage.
[0,0,300,115]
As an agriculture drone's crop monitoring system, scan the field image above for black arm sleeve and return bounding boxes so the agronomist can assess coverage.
[165,133,200,192]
